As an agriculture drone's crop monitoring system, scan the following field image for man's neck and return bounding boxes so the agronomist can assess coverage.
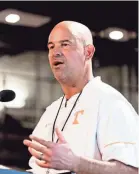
[64,88,82,100]
[61,76,93,99]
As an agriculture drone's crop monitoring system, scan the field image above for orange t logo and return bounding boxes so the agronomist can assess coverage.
[73,110,84,124]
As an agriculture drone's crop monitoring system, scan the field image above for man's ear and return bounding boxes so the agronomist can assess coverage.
[85,45,95,60]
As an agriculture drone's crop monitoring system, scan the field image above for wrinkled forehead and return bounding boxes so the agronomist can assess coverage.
[48,25,78,43]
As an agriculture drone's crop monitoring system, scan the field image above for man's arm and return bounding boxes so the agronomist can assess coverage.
[23,128,138,174]
[74,157,138,174]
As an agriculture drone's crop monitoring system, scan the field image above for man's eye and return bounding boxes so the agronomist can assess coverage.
[49,45,54,50]
[62,43,69,47]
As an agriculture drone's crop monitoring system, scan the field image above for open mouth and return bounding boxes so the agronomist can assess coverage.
[53,61,64,67]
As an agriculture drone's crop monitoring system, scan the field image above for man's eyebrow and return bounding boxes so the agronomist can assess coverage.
[59,39,71,43]
[47,40,72,46]
[47,42,53,47]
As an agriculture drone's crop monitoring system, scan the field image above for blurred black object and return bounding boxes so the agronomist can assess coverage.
[0,90,16,102]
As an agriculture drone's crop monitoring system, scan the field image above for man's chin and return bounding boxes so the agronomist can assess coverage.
[54,72,63,80]
[54,73,67,83]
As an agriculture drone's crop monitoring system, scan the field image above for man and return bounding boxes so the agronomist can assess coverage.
[23,21,138,174]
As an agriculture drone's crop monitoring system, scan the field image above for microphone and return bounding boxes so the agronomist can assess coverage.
[0,90,16,102]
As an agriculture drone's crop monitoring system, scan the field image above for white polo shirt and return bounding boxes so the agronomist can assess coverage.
[28,76,139,174]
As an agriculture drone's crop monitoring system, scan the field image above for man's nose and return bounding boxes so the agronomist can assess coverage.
[53,47,63,57]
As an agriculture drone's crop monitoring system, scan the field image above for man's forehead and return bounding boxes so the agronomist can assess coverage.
[48,32,75,44]
[48,25,77,40]
[48,38,74,44]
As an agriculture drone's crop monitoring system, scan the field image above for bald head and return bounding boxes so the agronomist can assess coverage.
[49,21,93,46]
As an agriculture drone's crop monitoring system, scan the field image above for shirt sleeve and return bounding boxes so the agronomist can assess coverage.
[97,96,139,168]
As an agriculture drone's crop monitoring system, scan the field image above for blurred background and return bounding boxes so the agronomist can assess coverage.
[0,1,138,170]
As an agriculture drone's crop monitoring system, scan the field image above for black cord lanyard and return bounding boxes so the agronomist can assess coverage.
[52,91,82,143]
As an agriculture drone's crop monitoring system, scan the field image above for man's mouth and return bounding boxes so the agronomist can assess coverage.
[53,61,64,67]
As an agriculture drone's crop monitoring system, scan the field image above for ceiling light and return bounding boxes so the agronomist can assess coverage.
[0,9,51,27]
[5,14,20,23]
[109,30,123,40]
[98,27,137,42]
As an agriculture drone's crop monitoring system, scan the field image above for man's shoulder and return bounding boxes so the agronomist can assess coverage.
[93,78,125,100]
[99,81,121,96]
[95,80,138,120]
[46,96,64,111]
[94,79,133,108]
[35,96,64,125]
[88,77,124,99]
[97,80,135,111]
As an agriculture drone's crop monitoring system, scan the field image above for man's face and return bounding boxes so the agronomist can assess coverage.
[47,25,86,84]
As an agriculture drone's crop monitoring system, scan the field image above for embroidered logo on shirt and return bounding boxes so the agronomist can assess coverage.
[73,110,84,124]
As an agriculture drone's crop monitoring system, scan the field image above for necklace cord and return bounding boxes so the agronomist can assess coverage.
[52,91,82,143]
